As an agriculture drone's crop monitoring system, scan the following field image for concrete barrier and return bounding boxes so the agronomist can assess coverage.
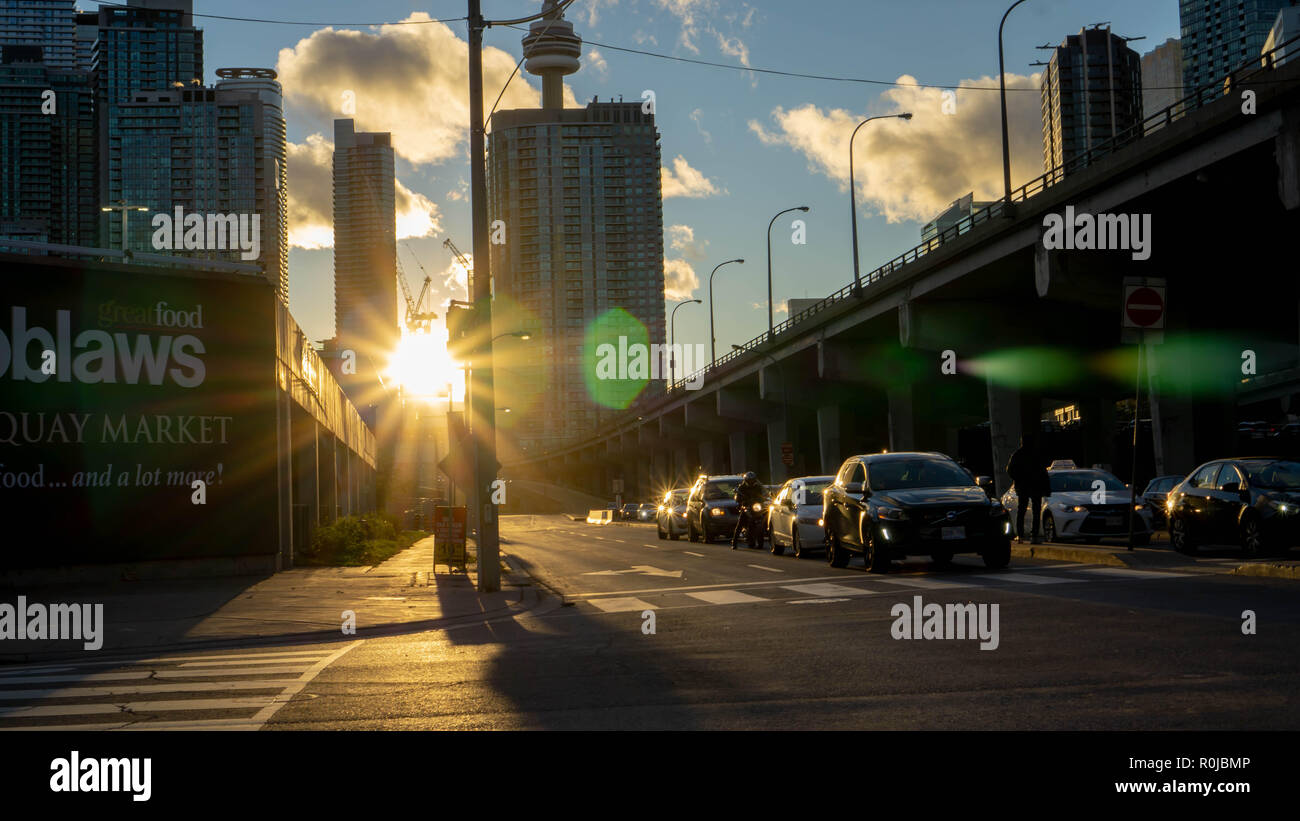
[586,509,615,525]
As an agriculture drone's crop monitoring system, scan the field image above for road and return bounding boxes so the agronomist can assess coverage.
[3,514,1299,730]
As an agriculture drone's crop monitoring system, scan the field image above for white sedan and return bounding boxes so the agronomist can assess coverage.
[1001,462,1155,545]
[767,475,835,558]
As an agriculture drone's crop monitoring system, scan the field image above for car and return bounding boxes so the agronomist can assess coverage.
[822,452,1011,572]
[766,475,833,558]
[1002,460,1154,545]
[1166,457,1300,557]
[635,503,656,522]
[1140,475,1183,528]
[656,488,689,540]
[685,474,742,543]
[619,503,639,521]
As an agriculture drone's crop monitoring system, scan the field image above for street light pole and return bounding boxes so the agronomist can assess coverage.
[708,258,744,365]
[100,200,149,252]
[999,0,1031,207]
[670,298,701,389]
[767,205,808,340]
[850,114,910,290]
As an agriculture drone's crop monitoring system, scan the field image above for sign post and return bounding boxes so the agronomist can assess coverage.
[432,505,468,573]
[1121,277,1166,551]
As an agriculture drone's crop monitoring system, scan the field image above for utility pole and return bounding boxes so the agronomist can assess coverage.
[467,0,500,592]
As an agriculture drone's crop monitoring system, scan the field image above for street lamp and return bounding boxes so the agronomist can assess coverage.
[100,200,149,252]
[850,114,911,290]
[670,298,701,389]
[999,0,1032,207]
[708,258,744,365]
[493,331,531,342]
[767,206,809,339]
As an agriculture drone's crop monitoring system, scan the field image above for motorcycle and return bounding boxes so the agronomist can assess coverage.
[738,500,765,548]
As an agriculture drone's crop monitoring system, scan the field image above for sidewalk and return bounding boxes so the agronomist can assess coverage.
[1011,538,1300,579]
[0,537,545,663]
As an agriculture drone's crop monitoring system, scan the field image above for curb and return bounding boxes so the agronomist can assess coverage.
[1230,562,1300,580]
[1011,543,1196,568]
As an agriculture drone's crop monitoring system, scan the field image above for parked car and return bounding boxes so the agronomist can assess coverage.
[656,488,689,540]
[1002,460,1154,545]
[1140,475,1184,527]
[1167,457,1300,557]
[618,503,639,521]
[685,474,742,543]
[822,452,1010,572]
[636,503,656,522]
[767,475,834,558]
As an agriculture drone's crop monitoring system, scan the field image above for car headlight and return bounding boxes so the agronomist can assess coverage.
[876,506,907,521]
[1266,498,1291,513]
[1133,503,1145,511]
[751,502,763,513]
[709,507,725,516]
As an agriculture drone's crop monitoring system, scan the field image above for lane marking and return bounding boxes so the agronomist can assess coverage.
[788,598,850,605]
[869,576,971,590]
[783,582,874,597]
[683,551,705,558]
[246,640,363,730]
[0,696,278,719]
[747,565,784,573]
[588,597,657,613]
[685,590,768,605]
[179,656,333,668]
[0,680,299,701]
[1073,567,1186,580]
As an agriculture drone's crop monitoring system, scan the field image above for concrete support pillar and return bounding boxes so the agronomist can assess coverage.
[1147,342,1198,478]
[1277,106,1300,210]
[1081,395,1117,473]
[729,431,748,474]
[275,384,293,570]
[987,379,1023,496]
[817,404,842,475]
[766,418,788,486]
[887,384,915,452]
[699,439,719,474]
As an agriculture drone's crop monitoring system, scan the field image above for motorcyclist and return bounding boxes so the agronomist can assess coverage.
[731,471,766,549]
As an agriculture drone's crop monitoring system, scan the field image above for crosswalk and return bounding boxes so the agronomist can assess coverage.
[0,641,360,731]
[580,564,1190,614]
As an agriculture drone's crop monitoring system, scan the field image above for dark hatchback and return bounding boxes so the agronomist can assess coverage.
[1167,457,1300,557]
[686,474,742,543]
[822,452,1011,572]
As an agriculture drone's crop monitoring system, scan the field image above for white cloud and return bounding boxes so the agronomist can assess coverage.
[661,154,724,199]
[716,32,750,67]
[587,48,609,75]
[663,258,699,301]
[285,133,443,250]
[276,13,575,169]
[690,108,712,144]
[748,73,1044,224]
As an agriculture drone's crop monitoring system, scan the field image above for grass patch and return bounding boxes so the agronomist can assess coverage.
[297,514,429,566]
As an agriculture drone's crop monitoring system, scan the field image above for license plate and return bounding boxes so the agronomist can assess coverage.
[1103,516,1122,526]
[941,526,965,540]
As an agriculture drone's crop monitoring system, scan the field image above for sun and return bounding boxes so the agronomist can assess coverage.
[385,327,464,404]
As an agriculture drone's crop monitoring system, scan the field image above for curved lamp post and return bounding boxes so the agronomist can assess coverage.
[708,258,745,365]
[767,206,809,339]
[850,113,911,289]
[670,298,701,389]
[999,0,1032,206]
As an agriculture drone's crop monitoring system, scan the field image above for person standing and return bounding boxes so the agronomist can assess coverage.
[1006,434,1051,544]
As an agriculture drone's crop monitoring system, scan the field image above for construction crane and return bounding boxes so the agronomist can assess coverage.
[442,237,473,298]
[397,246,437,333]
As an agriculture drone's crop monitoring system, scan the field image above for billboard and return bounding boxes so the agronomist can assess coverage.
[0,256,279,567]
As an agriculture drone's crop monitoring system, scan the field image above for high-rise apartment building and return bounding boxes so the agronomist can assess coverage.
[488,2,666,453]
[1040,25,1143,175]
[1141,38,1185,123]
[1180,0,1289,91]
[331,118,398,405]
[0,44,96,246]
[1262,5,1300,66]
[0,0,77,70]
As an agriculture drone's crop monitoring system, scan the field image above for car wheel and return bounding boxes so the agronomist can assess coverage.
[1042,512,1057,543]
[791,527,804,559]
[826,529,849,568]
[865,528,890,573]
[1241,515,1265,558]
[657,523,667,540]
[1170,516,1196,555]
[770,523,785,555]
[931,549,953,569]
[983,538,1011,570]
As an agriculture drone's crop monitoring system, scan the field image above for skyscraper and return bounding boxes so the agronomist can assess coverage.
[216,67,289,301]
[1262,5,1300,66]
[1040,25,1144,175]
[0,0,77,70]
[1141,38,1185,124]
[1180,0,1289,92]
[488,2,666,453]
[0,43,96,246]
[331,118,398,405]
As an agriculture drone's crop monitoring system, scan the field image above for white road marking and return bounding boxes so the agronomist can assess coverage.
[683,551,705,558]
[588,597,657,613]
[783,582,874,597]
[0,680,299,700]
[981,573,1075,585]
[582,566,683,578]
[245,641,362,730]
[179,656,331,668]
[0,696,279,719]
[1073,567,1186,579]
[788,598,850,605]
[747,565,784,573]
[870,576,971,590]
[685,590,768,605]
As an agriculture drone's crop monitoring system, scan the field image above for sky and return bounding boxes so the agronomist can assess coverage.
[124,0,1182,354]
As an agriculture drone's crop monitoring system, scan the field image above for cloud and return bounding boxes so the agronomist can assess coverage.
[276,13,575,168]
[446,177,469,202]
[716,32,750,67]
[440,253,469,295]
[661,154,724,199]
[663,258,699,301]
[587,48,609,75]
[689,108,712,144]
[579,0,619,27]
[667,223,708,261]
[656,0,709,53]
[748,73,1045,223]
[285,133,442,249]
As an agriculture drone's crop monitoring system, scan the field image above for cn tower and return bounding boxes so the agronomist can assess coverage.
[521,0,582,109]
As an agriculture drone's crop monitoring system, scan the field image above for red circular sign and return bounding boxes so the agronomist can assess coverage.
[1125,286,1164,327]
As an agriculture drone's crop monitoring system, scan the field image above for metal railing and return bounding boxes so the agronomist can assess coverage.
[540,33,1300,458]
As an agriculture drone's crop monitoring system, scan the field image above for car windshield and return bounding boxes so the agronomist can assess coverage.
[796,481,831,505]
[868,459,973,491]
[669,492,687,506]
[706,479,740,498]
[1050,471,1126,492]
[1241,460,1300,489]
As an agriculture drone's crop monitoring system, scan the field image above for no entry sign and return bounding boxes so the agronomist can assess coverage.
[1121,278,1166,334]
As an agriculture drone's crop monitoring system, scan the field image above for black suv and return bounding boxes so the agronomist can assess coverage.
[686,474,742,543]
[1167,457,1300,557]
[822,452,1011,572]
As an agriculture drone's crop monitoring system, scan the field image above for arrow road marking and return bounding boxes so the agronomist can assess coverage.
[581,565,684,578]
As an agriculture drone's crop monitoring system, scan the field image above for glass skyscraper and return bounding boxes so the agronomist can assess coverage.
[1180,0,1289,92]
[0,0,77,70]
